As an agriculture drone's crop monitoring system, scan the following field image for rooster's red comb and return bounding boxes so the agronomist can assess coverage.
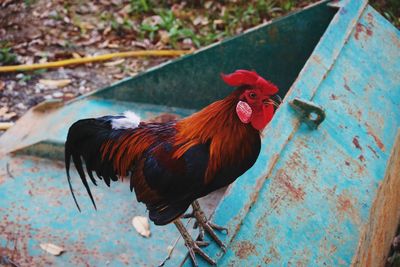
[221,70,278,95]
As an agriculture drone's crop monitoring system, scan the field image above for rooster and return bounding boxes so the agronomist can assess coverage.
[65,70,281,266]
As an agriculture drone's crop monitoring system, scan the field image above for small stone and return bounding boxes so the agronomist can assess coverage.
[78,86,87,94]
[16,103,27,110]
[6,81,16,91]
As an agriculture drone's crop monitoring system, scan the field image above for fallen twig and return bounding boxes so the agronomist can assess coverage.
[6,162,14,179]
[158,218,192,267]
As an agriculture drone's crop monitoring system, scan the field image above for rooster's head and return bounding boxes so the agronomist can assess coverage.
[221,69,281,130]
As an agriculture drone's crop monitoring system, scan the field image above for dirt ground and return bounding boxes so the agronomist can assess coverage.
[0,1,175,123]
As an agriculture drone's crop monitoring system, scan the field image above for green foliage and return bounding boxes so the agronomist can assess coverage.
[98,0,400,49]
[370,0,400,28]
[139,9,199,48]
[130,0,151,13]
[23,0,37,8]
[0,43,18,66]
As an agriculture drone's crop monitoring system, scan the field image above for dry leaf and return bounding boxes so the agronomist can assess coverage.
[113,73,125,79]
[213,19,224,25]
[132,216,151,238]
[107,43,120,48]
[0,122,14,131]
[72,52,82,59]
[0,107,8,116]
[3,112,17,120]
[193,16,208,26]
[0,81,5,91]
[40,243,65,256]
[33,99,64,112]
[103,26,112,36]
[104,59,125,67]
[204,1,213,9]
[39,79,72,88]
[159,30,170,45]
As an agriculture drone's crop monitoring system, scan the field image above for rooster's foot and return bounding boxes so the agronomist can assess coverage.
[191,200,228,252]
[174,219,216,266]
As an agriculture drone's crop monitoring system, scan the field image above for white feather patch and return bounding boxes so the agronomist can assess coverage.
[111,111,141,130]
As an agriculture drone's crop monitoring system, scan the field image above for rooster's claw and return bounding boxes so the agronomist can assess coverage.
[191,200,228,251]
[174,220,216,266]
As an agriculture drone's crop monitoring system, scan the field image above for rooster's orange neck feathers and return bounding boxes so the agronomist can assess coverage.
[174,91,259,183]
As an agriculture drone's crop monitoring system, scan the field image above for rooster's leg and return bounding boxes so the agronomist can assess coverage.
[174,219,216,266]
[191,200,228,251]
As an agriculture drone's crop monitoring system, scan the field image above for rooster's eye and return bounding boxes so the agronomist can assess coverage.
[249,92,257,99]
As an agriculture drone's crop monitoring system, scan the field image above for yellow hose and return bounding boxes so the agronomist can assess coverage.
[0,50,191,73]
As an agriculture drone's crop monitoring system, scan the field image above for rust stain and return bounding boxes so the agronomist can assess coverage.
[312,55,322,65]
[358,155,365,162]
[365,122,385,151]
[366,13,375,26]
[353,136,362,150]
[283,180,305,201]
[343,77,354,94]
[268,246,281,261]
[345,161,350,166]
[391,32,400,49]
[355,23,373,40]
[330,94,337,100]
[357,164,365,175]
[356,110,362,121]
[336,192,361,224]
[235,240,257,259]
[264,256,272,264]
[287,151,308,173]
[270,194,285,214]
[337,195,352,213]
[344,83,353,93]
[275,169,305,202]
[367,145,379,158]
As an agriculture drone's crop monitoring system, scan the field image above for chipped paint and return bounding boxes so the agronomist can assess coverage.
[365,122,385,151]
[235,241,257,259]
[353,136,362,150]
[355,22,373,40]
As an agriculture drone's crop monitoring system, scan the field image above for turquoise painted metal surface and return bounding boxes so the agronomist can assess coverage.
[184,0,400,266]
[1,0,399,266]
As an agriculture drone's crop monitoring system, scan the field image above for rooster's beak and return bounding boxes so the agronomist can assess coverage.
[270,94,282,111]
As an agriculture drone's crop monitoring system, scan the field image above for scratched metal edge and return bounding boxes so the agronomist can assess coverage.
[351,128,400,266]
[178,0,370,265]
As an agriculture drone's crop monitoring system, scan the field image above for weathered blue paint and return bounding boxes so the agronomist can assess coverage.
[0,154,192,266]
[186,0,400,266]
[1,0,399,266]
